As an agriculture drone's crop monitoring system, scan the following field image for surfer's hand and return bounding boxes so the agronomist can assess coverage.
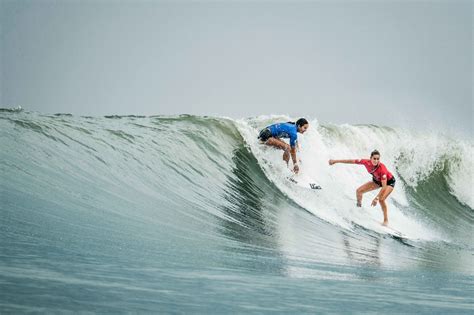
[328,159,335,165]
[371,198,379,207]
[293,164,299,174]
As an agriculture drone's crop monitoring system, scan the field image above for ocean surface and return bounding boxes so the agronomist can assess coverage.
[1,108,473,313]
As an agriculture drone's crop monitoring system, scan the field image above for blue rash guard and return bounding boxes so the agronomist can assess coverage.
[267,123,298,148]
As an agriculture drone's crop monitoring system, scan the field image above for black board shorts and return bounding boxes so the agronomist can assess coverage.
[258,128,272,142]
[373,177,396,188]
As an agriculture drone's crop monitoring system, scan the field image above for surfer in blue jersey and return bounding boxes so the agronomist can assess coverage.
[258,118,309,174]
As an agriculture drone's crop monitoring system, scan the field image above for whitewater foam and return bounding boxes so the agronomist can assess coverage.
[237,116,472,242]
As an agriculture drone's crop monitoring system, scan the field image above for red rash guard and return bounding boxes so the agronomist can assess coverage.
[355,159,393,182]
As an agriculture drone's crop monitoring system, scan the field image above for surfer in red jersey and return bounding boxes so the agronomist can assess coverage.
[328,150,396,226]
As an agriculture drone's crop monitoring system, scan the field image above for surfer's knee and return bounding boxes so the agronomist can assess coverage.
[379,192,389,202]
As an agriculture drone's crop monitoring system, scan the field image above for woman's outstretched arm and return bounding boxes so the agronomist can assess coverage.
[328,159,356,165]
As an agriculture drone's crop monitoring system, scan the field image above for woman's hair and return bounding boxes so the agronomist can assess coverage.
[370,149,380,157]
[295,118,308,128]
[287,118,308,128]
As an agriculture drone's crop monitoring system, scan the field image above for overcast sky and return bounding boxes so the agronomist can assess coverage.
[1,0,472,135]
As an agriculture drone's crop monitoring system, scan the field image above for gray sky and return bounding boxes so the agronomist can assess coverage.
[1,0,472,135]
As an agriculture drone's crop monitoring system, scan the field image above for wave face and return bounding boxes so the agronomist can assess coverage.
[1,110,473,313]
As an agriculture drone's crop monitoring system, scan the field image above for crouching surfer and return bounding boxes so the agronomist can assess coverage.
[258,118,309,174]
[328,150,396,226]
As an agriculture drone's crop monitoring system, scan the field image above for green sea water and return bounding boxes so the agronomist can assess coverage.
[1,109,472,313]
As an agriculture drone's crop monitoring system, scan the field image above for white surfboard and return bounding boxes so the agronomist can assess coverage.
[381,224,406,238]
[368,218,406,238]
[287,174,322,190]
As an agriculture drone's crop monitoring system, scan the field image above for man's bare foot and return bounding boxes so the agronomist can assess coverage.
[382,221,388,226]
[356,202,361,207]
